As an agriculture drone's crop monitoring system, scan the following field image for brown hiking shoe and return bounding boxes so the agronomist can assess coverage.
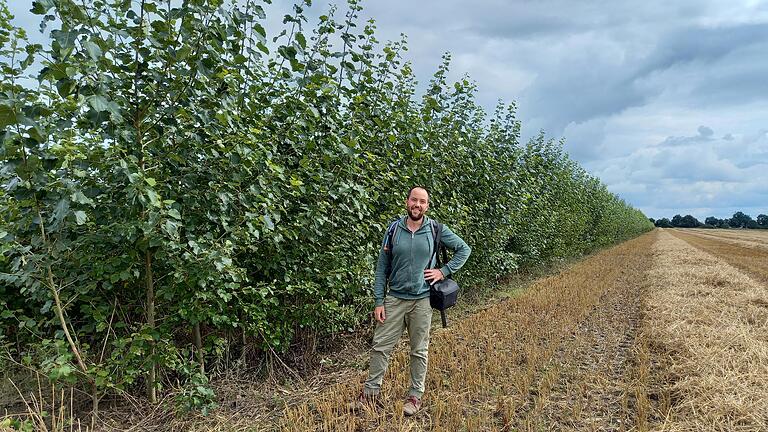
[403,395,421,416]
[349,392,380,411]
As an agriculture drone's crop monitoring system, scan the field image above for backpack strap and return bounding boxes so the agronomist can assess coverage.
[383,219,400,277]
[429,220,443,268]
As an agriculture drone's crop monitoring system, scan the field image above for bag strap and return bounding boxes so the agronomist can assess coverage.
[383,219,399,277]
[428,220,443,270]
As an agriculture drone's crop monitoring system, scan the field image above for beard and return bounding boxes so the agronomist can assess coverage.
[407,206,424,221]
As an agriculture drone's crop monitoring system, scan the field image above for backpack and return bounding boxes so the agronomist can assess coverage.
[382,218,459,327]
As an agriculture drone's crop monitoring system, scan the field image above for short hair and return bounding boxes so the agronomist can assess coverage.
[407,186,430,201]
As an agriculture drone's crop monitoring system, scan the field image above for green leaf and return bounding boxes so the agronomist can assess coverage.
[48,363,74,381]
[87,95,121,119]
[74,210,87,225]
[0,105,16,128]
[162,220,179,239]
[144,177,156,186]
[71,191,94,205]
[167,209,181,220]
[52,30,78,51]
[253,23,266,43]
[253,5,266,19]
[176,46,191,61]
[146,190,161,207]
[84,41,103,61]
[296,33,306,50]
[52,198,70,227]
[278,45,297,61]
[87,95,111,112]
[56,79,77,97]
[30,0,55,14]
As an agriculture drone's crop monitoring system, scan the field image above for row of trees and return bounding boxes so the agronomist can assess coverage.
[0,0,653,417]
[651,212,768,229]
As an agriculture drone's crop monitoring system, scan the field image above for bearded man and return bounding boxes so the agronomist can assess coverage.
[352,186,471,416]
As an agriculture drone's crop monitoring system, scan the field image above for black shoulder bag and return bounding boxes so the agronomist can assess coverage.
[428,221,460,328]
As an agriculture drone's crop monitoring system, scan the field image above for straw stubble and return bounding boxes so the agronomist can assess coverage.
[280,232,659,431]
[640,230,768,431]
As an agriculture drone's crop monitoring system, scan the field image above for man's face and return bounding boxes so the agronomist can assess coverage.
[406,188,429,221]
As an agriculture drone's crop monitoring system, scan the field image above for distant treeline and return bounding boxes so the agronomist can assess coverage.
[651,212,768,229]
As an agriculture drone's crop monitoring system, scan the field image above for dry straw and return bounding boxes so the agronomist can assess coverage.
[672,230,768,287]
[639,230,768,431]
[278,233,658,431]
[683,228,768,252]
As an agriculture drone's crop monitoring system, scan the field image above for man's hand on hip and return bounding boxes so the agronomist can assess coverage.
[374,305,386,323]
[424,269,445,284]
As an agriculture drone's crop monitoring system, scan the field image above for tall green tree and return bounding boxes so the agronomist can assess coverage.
[729,211,753,228]
[1,0,654,420]
[757,214,768,228]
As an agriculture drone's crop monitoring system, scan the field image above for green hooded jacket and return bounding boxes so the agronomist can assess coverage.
[373,216,471,306]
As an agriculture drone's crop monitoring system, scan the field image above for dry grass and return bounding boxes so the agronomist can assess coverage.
[534,239,653,431]
[0,377,90,432]
[637,230,768,431]
[680,229,768,252]
[669,229,768,286]
[278,232,658,431]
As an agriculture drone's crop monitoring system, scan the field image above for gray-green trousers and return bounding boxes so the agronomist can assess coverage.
[363,296,432,398]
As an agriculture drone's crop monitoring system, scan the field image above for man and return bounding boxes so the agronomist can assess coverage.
[354,186,471,416]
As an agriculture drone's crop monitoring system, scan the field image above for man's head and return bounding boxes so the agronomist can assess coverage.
[405,187,430,222]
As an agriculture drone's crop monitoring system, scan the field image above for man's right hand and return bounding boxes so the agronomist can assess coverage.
[374,306,386,323]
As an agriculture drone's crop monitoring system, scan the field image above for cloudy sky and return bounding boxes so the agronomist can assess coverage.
[8,1,768,221]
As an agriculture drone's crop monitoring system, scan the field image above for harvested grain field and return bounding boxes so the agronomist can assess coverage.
[685,228,768,246]
[273,228,768,431]
[669,229,768,286]
[279,232,658,432]
[119,229,767,431]
[675,228,768,252]
[636,230,768,431]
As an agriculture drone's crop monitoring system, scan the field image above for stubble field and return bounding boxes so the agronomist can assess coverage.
[270,228,768,431]
[49,228,767,431]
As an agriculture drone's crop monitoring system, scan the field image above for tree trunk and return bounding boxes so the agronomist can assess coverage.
[91,381,98,429]
[145,250,157,403]
[193,322,205,375]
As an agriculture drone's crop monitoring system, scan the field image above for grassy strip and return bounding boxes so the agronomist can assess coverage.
[528,231,655,430]
[278,232,657,431]
[638,230,768,430]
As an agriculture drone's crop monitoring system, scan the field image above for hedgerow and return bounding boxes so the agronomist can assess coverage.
[0,0,653,412]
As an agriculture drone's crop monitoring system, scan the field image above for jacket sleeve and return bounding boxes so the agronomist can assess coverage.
[438,225,471,277]
[373,234,389,306]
